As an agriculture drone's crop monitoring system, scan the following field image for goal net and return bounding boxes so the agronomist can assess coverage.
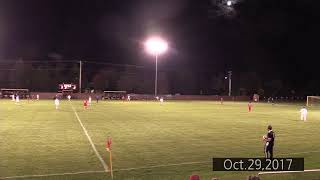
[306,96,320,107]
[104,91,127,100]
[0,88,30,99]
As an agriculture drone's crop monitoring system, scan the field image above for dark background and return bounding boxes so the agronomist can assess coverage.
[0,0,319,96]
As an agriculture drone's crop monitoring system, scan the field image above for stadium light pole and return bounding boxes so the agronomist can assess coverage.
[145,37,168,97]
[79,60,82,94]
[228,71,232,96]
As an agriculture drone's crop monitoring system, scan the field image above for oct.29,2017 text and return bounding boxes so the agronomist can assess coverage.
[212,158,304,171]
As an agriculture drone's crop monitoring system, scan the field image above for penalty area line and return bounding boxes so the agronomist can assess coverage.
[71,104,109,172]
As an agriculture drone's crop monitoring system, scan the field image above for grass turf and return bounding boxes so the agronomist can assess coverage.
[0,100,320,180]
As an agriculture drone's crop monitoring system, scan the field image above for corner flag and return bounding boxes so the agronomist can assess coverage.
[106,137,112,151]
[106,137,113,179]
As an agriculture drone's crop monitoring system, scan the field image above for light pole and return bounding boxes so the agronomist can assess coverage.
[228,71,232,96]
[145,37,168,97]
[79,60,82,94]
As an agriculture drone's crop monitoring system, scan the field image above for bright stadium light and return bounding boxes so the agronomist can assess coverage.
[145,37,168,55]
[227,0,232,6]
[145,36,168,97]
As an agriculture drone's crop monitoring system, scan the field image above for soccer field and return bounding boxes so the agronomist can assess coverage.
[1,100,320,180]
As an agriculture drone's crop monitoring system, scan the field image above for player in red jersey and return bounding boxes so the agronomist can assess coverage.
[189,172,200,180]
[248,101,253,112]
[83,100,88,109]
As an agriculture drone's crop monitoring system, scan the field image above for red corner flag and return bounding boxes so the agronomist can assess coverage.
[106,137,112,151]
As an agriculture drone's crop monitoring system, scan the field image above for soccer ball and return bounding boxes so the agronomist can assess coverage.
[262,135,267,140]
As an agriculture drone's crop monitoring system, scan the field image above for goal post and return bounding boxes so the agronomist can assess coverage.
[104,91,127,100]
[0,88,30,99]
[306,96,320,107]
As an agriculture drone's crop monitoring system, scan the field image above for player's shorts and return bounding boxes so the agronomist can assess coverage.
[265,144,273,152]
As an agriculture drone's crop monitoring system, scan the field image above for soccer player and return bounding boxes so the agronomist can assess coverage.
[54,98,60,110]
[300,106,308,122]
[11,94,15,101]
[127,95,131,101]
[67,95,71,101]
[160,97,164,103]
[88,96,92,105]
[36,94,39,100]
[96,95,99,103]
[271,97,275,105]
[15,95,20,103]
[248,101,253,112]
[83,100,88,109]
[220,97,224,105]
[263,125,275,159]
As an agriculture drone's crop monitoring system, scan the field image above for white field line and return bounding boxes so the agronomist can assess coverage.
[278,150,320,156]
[258,169,320,175]
[0,171,106,180]
[113,160,211,172]
[0,161,210,179]
[257,150,320,176]
[71,105,109,172]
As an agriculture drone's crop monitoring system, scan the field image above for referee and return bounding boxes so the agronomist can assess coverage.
[264,125,275,159]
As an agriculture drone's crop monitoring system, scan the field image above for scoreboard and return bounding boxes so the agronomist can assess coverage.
[59,83,76,91]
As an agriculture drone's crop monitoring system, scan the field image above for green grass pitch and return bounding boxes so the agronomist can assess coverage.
[1,100,320,180]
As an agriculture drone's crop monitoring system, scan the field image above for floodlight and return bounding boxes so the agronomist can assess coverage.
[145,37,168,55]
[227,0,232,6]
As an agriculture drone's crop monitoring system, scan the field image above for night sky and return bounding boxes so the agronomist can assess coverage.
[0,0,319,94]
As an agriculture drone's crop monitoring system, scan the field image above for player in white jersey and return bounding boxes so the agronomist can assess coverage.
[12,94,15,101]
[55,98,60,110]
[15,95,20,103]
[88,96,92,105]
[127,95,131,101]
[67,95,71,101]
[300,106,307,122]
[36,94,39,100]
[160,97,164,103]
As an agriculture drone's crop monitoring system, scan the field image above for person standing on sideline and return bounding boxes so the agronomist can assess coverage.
[300,106,308,122]
[263,125,275,159]
[54,98,60,110]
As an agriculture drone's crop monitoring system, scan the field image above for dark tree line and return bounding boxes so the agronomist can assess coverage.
[0,60,312,96]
